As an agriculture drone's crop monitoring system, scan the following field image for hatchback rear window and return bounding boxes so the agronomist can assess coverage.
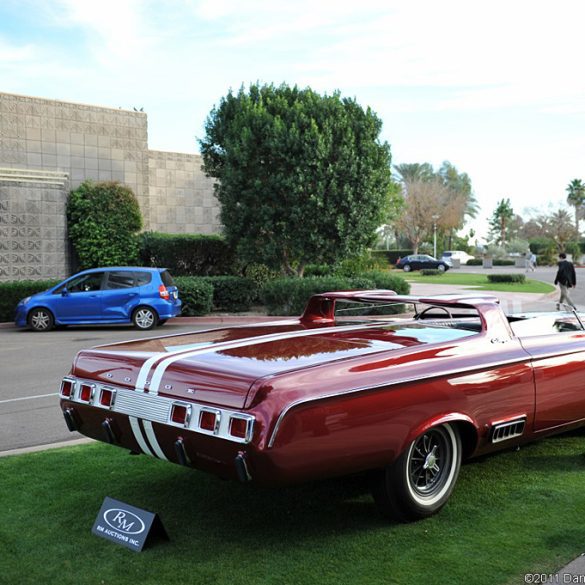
[135,272,152,286]
[105,271,136,289]
[160,270,175,287]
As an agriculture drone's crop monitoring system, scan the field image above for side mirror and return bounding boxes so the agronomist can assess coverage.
[61,287,69,297]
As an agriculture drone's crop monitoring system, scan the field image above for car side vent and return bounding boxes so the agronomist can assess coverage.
[491,418,526,444]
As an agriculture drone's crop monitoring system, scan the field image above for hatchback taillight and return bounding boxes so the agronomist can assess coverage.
[159,284,170,300]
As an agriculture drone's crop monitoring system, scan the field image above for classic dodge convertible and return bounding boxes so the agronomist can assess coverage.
[59,291,585,521]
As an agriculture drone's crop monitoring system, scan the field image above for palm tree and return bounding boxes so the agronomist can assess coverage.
[489,198,514,246]
[566,178,585,234]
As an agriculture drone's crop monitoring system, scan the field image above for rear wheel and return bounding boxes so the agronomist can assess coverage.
[438,264,446,272]
[28,308,55,332]
[402,264,412,272]
[132,306,157,330]
[372,423,461,522]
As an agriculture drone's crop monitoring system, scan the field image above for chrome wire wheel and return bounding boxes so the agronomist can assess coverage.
[371,422,461,522]
[133,307,156,330]
[28,308,54,332]
[406,426,455,504]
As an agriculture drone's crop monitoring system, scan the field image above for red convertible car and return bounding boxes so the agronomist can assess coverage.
[59,290,585,521]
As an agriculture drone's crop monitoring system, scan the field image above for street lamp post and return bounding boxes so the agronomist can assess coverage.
[432,215,439,258]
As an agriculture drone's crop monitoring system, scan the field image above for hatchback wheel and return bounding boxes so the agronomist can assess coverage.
[28,308,55,332]
[132,306,157,330]
[438,264,446,272]
[402,264,412,272]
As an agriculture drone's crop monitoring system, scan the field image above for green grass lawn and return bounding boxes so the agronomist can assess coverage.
[402,271,555,294]
[1,437,585,585]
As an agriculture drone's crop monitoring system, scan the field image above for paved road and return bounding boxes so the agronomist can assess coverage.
[0,264,580,455]
[0,321,221,453]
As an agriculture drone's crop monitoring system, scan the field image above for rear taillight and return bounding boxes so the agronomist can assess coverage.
[159,284,170,300]
[199,408,221,434]
[99,388,116,408]
[60,379,74,398]
[170,402,191,426]
[229,415,253,441]
[79,383,95,403]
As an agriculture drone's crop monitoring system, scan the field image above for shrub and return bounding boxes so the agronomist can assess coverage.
[0,280,60,322]
[359,271,410,294]
[67,181,143,269]
[467,259,483,266]
[334,254,384,278]
[174,277,213,316]
[262,276,375,316]
[304,264,334,277]
[201,276,256,312]
[242,263,281,302]
[371,250,414,265]
[493,259,515,266]
[487,274,526,284]
[140,232,235,276]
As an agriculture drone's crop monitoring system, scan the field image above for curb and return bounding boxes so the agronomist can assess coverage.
[0,437,94,458]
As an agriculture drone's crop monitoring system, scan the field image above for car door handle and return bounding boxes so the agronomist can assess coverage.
[128,292,138,297]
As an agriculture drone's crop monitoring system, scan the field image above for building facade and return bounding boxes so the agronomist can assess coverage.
[0,91,220,282]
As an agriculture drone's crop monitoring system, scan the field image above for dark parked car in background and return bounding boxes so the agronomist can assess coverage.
[395,254,450,272]
[15,267,181,332]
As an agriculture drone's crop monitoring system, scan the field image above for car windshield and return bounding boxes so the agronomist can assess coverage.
[332,299,482,332]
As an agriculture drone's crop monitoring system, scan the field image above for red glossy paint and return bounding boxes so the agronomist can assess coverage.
[59,292,585,492]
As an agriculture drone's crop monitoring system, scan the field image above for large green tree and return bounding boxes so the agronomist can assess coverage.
[67,181,143,269]
[199,83,394,276]
[566,178,585,233]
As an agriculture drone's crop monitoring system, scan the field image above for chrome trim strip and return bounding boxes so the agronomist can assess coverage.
[129,416,154,456]
[62,377,255,445]
[267,353,532,448]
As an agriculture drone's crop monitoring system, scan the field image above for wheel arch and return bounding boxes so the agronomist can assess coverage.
[27,305,56,322]
[404,413,479,460]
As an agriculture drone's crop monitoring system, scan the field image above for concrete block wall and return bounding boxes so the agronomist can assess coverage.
[148,150,220,234]
[0,92,220,282]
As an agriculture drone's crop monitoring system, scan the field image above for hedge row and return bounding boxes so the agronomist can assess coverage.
[487,274,526,284]
[467,258,516,266]
[140,232,235,276]
[0,271,411,322]
[0,280,60,322]
[261,272,411,316]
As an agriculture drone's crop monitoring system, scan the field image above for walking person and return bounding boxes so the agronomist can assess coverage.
[554,252,577,310]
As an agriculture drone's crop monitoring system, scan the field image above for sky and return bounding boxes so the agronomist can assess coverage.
[1,0,584,241]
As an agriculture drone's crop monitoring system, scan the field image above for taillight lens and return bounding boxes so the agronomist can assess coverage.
[79,383,94,402]
[199,409,220,433]
[60,379,74,398]
[99,388,116,408]
[229,416,252,441]
[159,284,170,300]
[171,403,191,426]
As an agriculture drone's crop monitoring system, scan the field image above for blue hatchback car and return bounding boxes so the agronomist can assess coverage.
[15,267,182,332]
